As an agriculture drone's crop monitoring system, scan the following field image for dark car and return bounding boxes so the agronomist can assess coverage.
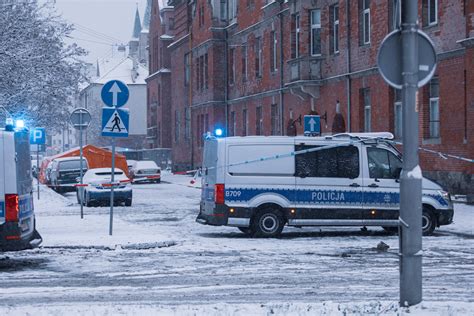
[50,157,88,193]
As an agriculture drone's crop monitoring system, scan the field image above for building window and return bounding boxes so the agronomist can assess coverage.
[229,111,236,136]
[199,5,204,28]
[256,106,263,135]
[330,5,339,54]
[204,53,208,89]
[389,0,401,31]
[291,14,300,58]
[185,107,191,140]
[360,0,370,45]
[242,108,248,136]
[229,0,237,21]
[196,56,201,90]
[229,48,235,84]
[271,104,280,135]
[184,53,190,86]
[175,110,180,142]
[361,88,371,132]
[255,37,262,78]
[270,31,277,72]
[423,0,438,26]
[220,0,227,21]
[310,9,321,56]
[241,44,247,81]
[394,89,402,139]
[168,18,175,30]
[429,78,440,138]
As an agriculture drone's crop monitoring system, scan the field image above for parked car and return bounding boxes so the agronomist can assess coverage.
[77,168,132,207]
[130,160,161,183]
[197,133,454,237]
[50,157,88,193]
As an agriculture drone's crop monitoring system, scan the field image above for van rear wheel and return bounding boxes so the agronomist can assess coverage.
[252,208,284,238]
[422,209,437,235]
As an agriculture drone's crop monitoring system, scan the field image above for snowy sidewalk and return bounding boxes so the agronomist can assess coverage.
[33,185,175,249]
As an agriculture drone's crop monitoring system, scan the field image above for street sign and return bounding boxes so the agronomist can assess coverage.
[29,128,46,145]
[101,80,130,108]
[70,108,92,130]
[378,29,437,89]
[304,115,321,135]
[101,108,129,138]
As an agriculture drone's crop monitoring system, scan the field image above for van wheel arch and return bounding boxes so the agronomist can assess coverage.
[422,204,438,235]
[250,203,286,238]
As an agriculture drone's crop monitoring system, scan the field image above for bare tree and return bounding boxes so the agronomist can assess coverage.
[0,0,88,132]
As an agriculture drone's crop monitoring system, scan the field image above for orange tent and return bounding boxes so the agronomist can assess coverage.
[39,145,129,184]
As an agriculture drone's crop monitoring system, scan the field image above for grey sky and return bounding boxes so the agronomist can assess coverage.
[51,0,148,64]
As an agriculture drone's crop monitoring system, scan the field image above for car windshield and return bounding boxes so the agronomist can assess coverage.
[59,160,86,170]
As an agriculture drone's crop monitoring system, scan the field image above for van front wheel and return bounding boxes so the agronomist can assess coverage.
[252,208,284,238]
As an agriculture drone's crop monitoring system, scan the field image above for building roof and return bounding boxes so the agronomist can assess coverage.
[132,7,142,39]
[94,57,149,85]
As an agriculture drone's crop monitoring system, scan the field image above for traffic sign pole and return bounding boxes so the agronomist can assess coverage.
[109,138,115,236]
[79,113,84,219]
[37,150,40,200]
[400,0,423,306]
[69,108,92,219]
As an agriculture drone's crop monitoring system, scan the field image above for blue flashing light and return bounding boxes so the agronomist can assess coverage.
[215,128,224,137]
[15,119,25,129]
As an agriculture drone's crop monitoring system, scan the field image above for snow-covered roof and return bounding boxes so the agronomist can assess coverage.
[94,57,148,85]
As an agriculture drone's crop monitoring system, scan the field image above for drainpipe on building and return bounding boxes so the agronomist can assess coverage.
[345,0,351,132]
[224,26,229,137]
[279,3,285,135]
[189,26,194,169]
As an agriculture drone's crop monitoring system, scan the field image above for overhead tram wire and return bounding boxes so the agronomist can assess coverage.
[73,23,124,44]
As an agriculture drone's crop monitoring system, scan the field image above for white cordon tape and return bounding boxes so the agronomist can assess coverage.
[188,137,473,177]
[387,140,474,163]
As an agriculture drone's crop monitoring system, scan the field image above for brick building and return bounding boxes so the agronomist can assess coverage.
[147,0,474,193]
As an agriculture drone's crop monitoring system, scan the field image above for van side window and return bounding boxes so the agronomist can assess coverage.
[367,147,402,179]
[295,145,359,178]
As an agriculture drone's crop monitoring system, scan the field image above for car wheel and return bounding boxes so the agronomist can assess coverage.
[422,208,437,235]
[251,207,285,238]
[155,179,161,183]
[125,199,132,207]
[85,192,92,207]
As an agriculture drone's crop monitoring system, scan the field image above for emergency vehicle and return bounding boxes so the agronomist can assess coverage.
[1,125,42,251]
[196,133,453,237]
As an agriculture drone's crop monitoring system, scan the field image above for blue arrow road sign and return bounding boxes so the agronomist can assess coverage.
[304,115,321,135]
[101,80,130,108]
[29,128,46,145]
[101,108,130,138]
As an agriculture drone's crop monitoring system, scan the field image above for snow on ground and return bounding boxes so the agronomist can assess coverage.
[0,174,473,315]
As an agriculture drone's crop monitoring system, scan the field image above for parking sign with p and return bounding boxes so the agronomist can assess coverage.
[30,128,46,145]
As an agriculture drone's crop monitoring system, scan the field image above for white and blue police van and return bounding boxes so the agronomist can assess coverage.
[196,133,453,237]
[1,125,42,251]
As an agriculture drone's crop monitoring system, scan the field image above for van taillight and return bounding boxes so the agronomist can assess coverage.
[5,194,19,222]
[215,184,225,205]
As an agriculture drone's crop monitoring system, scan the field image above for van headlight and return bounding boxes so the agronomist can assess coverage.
[438,190,450,201]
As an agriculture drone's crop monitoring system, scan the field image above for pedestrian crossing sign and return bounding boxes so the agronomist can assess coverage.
[101,107,129,137]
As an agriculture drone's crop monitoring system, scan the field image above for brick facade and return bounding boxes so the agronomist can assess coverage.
[147,0,474,193]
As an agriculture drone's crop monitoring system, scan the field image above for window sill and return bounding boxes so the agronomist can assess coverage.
[422,138,441,145]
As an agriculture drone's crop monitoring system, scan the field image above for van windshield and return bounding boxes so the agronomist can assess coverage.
[59,160,86,170]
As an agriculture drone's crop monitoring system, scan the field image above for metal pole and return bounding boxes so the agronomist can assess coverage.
[79,115,84,219]
[109,138,115,236]
[37,149,40,200]
[400,0,422,306]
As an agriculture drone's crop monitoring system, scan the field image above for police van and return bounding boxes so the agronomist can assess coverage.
[196,133,453,237]
[1,126,42,251]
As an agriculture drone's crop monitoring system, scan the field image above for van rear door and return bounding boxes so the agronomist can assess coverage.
[201,138,219,216]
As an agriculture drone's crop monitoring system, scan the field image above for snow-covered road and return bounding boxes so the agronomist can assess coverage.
[0,175,473,315]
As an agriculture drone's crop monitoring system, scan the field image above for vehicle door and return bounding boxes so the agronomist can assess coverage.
[294,141,363,219]
[362,145,402,218]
